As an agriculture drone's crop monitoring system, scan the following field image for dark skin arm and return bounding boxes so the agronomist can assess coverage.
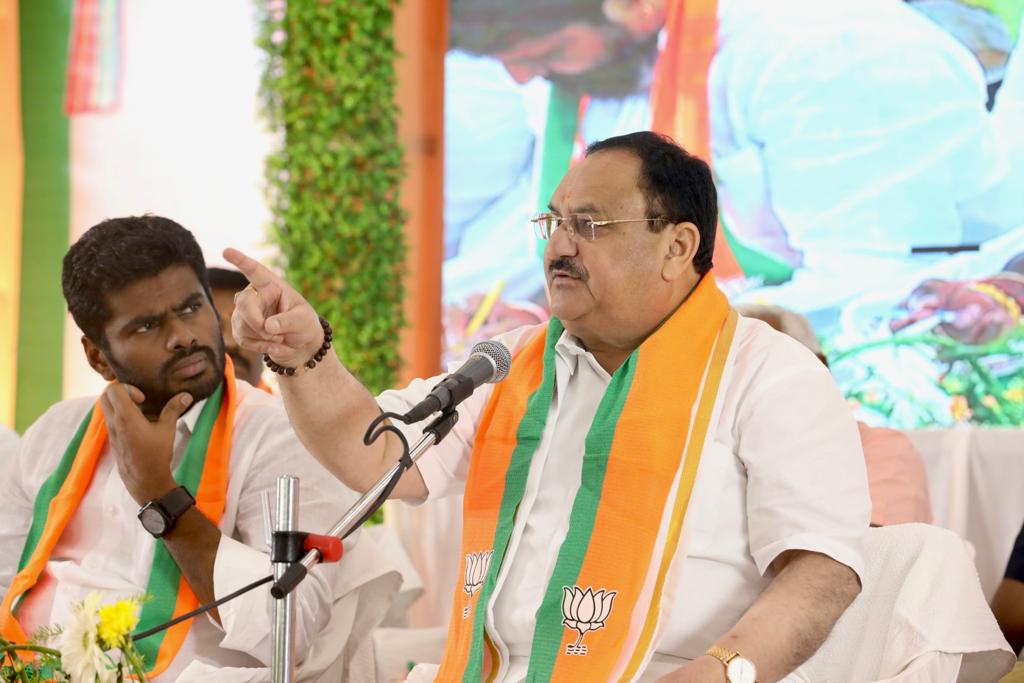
[100,384,223,623]
[992,577,1024,656]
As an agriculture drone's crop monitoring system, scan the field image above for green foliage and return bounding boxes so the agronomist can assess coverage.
[257,0,407,393]
[832,327,1024,427]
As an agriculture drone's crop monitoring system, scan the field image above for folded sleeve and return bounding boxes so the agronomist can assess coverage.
[736,338,871,581]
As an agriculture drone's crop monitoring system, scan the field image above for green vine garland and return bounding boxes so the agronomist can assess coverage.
[257,0,407,394]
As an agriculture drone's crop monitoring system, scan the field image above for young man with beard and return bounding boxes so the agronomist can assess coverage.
[0,216,389,681]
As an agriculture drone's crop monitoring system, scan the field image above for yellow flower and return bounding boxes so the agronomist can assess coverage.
[981,395,998,408]
[950,395,971,422]
[1006,388,1024,403]
[97,599,140,649]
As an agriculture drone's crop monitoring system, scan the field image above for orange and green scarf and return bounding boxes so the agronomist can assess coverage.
[0,357,237,678]
[436,275,738,682]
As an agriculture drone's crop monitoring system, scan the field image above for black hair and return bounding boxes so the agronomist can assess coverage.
[206,267,250,293]
[62,214,210,346]
[586,131,717,274]
[449,0,658,98]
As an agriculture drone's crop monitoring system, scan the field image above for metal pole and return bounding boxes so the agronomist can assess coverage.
[271,475,299,683]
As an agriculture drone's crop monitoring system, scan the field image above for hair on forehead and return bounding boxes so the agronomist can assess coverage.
[62,214,211,346]
[586,131,717,274]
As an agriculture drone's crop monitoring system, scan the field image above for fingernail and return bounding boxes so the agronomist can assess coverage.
[181,395,193,406]
[266,319,280,334]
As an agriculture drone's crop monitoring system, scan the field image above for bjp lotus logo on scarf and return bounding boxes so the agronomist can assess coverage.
[462,550,493,618]
[561,586,617,656]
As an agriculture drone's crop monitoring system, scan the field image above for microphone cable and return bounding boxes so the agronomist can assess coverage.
[132,411,417,642]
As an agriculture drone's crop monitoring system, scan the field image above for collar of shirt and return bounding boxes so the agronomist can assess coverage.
[170,396,209,471]
[553,331,612,384]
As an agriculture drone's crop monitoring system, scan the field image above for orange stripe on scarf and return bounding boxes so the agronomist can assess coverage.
[434,333,548,682]
[0,405,107,643]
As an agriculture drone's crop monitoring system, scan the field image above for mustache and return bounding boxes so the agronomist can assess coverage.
[159,346,218,380]
[548,257,588,282]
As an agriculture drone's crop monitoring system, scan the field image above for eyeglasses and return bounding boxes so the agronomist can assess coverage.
[530,212,667,242]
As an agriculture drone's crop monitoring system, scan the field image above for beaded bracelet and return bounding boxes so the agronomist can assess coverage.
[264,316,333,376]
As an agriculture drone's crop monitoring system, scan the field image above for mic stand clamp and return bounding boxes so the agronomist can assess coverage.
[267,409,459,683]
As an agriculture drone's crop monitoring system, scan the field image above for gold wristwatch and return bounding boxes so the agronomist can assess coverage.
[705,645,757,683]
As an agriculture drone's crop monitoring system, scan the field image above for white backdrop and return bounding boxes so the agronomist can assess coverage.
[62,0,277,401]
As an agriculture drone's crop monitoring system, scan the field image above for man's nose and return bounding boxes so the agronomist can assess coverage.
[545,222,579,261]
[166,317,198,350]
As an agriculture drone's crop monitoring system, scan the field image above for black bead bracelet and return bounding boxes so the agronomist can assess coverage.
[264,316,333,376]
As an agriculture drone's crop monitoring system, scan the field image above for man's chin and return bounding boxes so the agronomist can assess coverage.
[549,298,589,325]
[170,368,222,403]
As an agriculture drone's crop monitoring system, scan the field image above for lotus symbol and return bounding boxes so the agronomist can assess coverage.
[561,586,617,656]
[463,550,493,597]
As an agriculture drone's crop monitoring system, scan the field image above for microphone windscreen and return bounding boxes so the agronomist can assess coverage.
[470,340,512,383]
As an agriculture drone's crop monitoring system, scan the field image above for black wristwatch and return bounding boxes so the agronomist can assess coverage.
[138,486,195,538]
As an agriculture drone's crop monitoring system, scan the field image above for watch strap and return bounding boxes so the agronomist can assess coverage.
[158,486,195,520]
[705,645,740,666]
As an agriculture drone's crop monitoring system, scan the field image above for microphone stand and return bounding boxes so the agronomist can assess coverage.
[267,409,459,683]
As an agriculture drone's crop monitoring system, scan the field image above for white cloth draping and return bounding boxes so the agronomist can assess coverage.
[906,428,1024,598]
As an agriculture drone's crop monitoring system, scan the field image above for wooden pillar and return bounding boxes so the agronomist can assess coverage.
[394,0,447,385]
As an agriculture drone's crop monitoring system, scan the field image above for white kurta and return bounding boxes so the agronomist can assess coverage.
[0,381,369,682]
[379,316,871,681]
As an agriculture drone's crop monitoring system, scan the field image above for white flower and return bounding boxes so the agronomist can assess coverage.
[59,592,118,683]
[463,550,493,596]
[561,586,616,636]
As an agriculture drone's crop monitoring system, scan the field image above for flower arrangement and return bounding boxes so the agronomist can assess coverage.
[0,593,148,683]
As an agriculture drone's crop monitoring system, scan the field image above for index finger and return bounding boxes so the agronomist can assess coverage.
[223,248,282,290]
[102,383,143,422]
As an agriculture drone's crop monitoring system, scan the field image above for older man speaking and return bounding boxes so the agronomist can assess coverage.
[225,131,870,683]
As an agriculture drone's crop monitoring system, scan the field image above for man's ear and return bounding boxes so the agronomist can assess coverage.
[662,221,701,281]
[82,335,116,382]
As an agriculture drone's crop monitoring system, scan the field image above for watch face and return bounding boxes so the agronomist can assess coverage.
[727,657,757,683]
[140,506,168,536]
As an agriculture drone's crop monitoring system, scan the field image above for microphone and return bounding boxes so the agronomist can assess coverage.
[401,340,512,423]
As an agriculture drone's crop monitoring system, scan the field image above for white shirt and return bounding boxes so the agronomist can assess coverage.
[0,425,17,460]
[0,381,362,682]
[379,317,871,682]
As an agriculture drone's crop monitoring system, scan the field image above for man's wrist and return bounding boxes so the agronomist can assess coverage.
[697,654,728,681]
[129,475,179,506]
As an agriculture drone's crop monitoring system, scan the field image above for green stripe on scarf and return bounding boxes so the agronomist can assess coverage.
[15,384,226,666]
[134,382,224,667]
[462,321,563,682]
[526,349,637,681]
[535,86,580,214]
[16,408,93,580]
[461,319,639,680]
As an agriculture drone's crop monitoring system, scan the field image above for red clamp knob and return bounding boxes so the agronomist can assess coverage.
[303,533,344,563]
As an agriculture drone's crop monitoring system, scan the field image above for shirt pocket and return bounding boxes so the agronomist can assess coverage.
[682,438,745,558]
